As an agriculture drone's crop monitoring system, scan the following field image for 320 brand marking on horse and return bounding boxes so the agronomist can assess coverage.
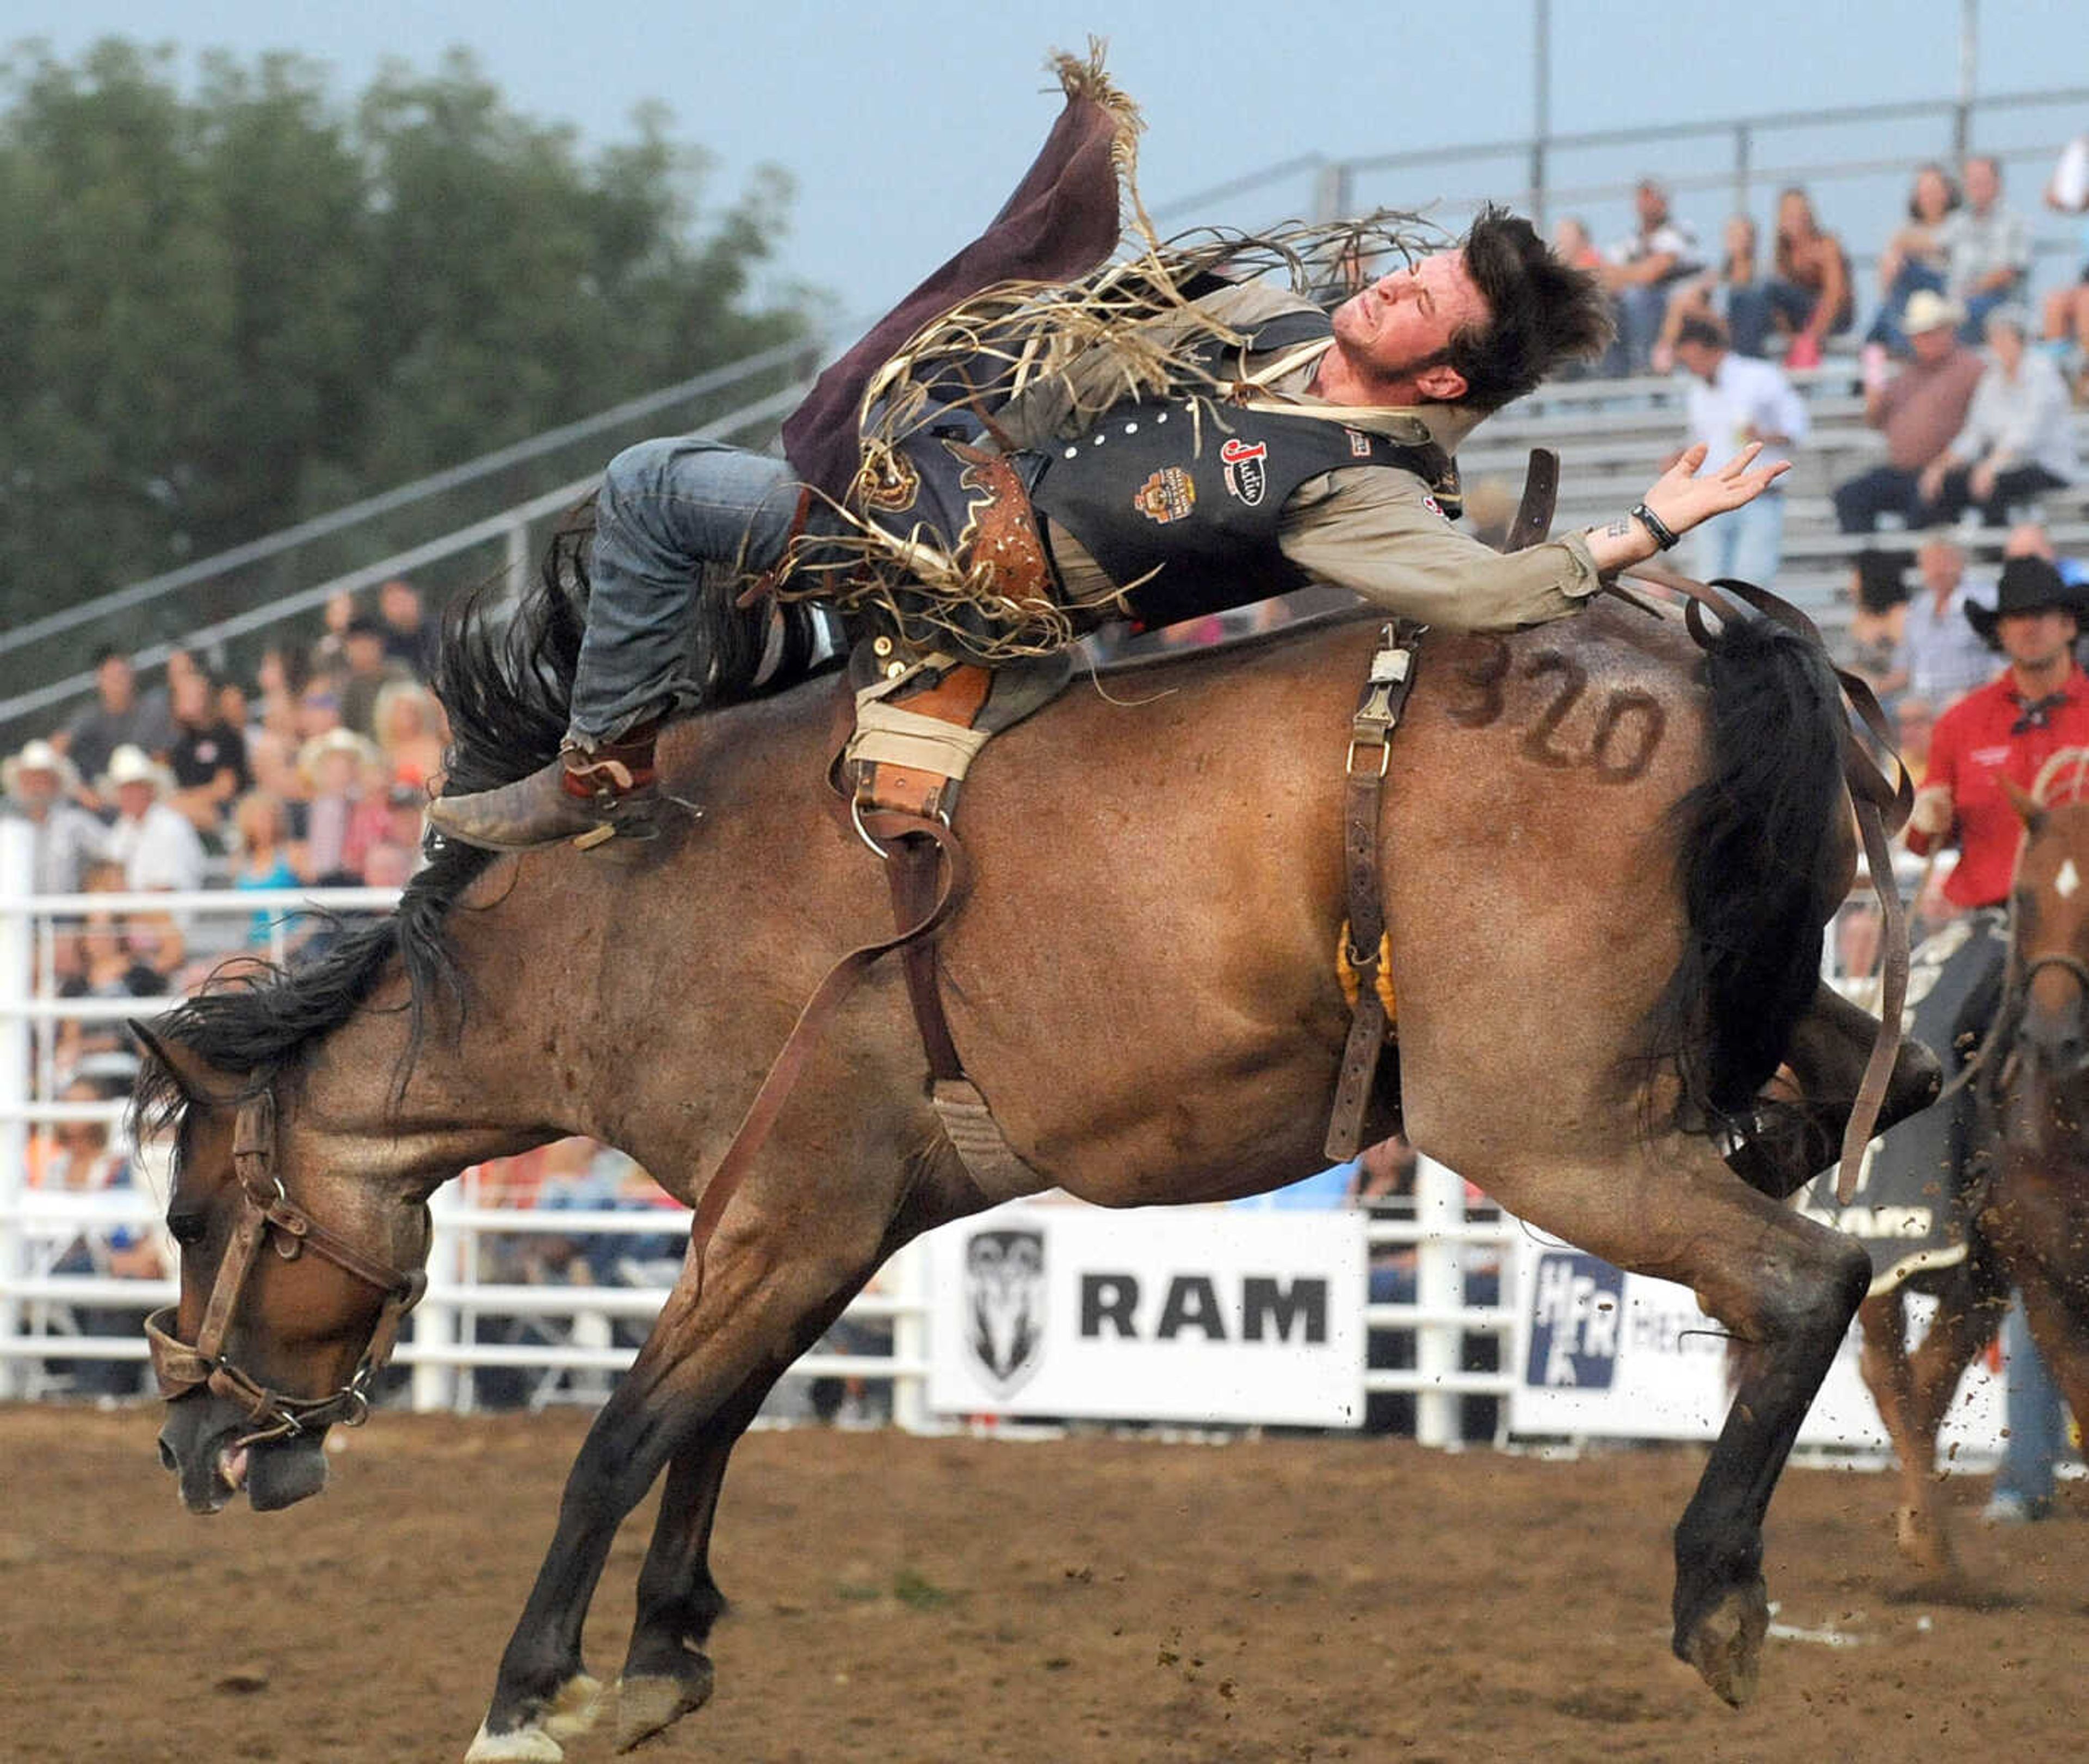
[1219,437,1268,506]
[1447,639,1666,783]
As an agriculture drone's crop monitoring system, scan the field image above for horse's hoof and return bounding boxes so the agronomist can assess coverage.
[544,1673,603,1740]
[615,1658,716,1753]
[1679,1581,1767,1707]
[463,1719,563,1763]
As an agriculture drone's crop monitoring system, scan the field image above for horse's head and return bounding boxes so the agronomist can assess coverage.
[2004,775,2089,1084]
[132,1020,431,1515]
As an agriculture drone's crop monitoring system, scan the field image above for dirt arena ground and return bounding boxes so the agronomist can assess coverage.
[2,1405,2084,1764]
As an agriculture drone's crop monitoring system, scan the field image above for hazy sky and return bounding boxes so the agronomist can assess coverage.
[10,1,2089,323]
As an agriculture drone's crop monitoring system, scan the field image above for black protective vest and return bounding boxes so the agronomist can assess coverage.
[1028,309,1458,627]
[850,305,1457,636]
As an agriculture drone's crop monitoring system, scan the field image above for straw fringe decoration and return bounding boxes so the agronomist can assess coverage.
[776,42,1443,659]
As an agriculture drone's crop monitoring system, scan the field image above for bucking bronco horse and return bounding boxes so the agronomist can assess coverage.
[137,550,1934,1760]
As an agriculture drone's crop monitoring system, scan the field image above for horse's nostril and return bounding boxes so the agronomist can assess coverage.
[158,1434,178,1473]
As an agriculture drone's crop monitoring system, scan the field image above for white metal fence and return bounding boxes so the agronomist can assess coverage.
[0,822,1514,1444]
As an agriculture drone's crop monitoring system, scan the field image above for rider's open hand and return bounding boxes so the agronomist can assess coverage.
[1640,442,1791,540]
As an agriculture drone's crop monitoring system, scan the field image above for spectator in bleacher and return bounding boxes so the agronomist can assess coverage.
[2005,517,2089,591]
[53,863,169,1079]
[2042,132,2089,405]
[54,648,173,800]
[98,745,206,895]
[1671,312,1808,586]
[228,790,304,947]
[1938,154,2032,344]
[1866,163,1960,361]
[1842,548,1912,702]
[297,728,387,883]
[1598,177,1703,375]
[1916,306,2076,528]
[1652,215,1764,369]
[308,589,358,682]
[337,614,416,740]
[3,739,106,895]
[1730,187,1851,368]
[33,1071,163,1398]
[377,575,440,678]
[163,665,250,846]
[1886,533,1998,707]
[372,680,446,794]
[1832,290,1985,533]
[1549,216,1602,272]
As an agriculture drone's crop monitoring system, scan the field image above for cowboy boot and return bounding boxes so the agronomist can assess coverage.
[428,725,660,852]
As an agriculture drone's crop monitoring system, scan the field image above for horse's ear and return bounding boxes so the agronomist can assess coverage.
[128,1018,236,1111]
[2003,777,2048,833]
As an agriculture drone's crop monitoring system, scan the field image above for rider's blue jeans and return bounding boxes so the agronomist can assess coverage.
[568,436,818,746]
[1994,1296,2069,1508]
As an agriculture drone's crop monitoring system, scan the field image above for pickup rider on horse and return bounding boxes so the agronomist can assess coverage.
[431,52,1791,853]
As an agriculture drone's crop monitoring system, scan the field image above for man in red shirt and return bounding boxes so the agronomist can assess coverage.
[1907,553,2089,908]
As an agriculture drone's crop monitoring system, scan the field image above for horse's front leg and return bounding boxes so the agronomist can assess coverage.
[1862,1267,2003,1584]
[614,1163,983,1753]
[465,1213,872,1762]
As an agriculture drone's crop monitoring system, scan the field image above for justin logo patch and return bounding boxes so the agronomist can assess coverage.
[1134,466,1196,524]
[1423,494,1447,519]
[1220,437,1269,506]
[1345,428,1373,459]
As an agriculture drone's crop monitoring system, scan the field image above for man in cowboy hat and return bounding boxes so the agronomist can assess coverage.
[2,738,108,895]
[98,744,206,895]
[1908,552,2089,907]
[1832,288,1986,534]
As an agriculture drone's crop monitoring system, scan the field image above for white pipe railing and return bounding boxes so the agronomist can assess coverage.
[0,849,1521,1430]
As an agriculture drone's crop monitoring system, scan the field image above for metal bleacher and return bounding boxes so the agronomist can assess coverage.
[1460,362,2089,643]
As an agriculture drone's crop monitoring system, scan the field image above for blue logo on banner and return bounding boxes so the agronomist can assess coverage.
[1524,1252,1626,1389]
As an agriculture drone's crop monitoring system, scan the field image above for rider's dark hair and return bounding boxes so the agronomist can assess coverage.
[1447,204,1614,414]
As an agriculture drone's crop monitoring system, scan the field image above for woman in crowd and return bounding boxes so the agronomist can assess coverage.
[1868,162,1959,357]
[1653,214,1763,368]
[1734,187,1851,367]
[372,679,447,794]
[228,789,304,948]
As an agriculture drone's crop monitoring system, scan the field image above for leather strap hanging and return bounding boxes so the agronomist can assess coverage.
[1324,621,1425,1160]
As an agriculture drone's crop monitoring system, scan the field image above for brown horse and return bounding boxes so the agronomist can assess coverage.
[1857,754,2089,1583]
[137,568,1933,1761]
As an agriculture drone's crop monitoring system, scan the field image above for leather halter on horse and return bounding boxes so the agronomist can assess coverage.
[144,1086,427,1446]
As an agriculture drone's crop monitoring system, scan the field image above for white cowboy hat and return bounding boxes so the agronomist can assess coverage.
[1902,289,1965,336]
[3,738,82,799]
[296,727,382,789]
[97,743,172,797]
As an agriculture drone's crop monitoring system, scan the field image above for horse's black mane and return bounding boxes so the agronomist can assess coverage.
[134,521,592,1134]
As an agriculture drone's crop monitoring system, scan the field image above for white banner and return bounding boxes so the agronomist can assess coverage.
[925,1203,1367,1428]
[1505,1243,2004,1458]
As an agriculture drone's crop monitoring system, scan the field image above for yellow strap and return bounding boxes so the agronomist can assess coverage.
[1334,922,1398,1019]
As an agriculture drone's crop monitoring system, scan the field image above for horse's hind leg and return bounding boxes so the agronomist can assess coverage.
[1421,1122,1868,1706]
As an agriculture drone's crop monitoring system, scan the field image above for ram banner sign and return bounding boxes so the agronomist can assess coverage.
[925,1203,1367,1428]
[1506,1244,2006,1458]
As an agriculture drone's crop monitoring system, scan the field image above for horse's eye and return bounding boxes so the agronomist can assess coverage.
[166,1212,209,1248]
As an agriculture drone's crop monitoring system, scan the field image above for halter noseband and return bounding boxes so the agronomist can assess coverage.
[144,1087,426,1448]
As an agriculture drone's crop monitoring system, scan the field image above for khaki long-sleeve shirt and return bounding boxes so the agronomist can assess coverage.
[994,283,1601,631]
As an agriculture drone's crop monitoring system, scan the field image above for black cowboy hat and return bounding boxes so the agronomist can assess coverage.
[1966,554,2089,646]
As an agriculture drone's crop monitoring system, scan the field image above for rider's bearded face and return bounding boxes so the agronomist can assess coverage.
[1328,251,1489,399]
[1998,608,2079,673]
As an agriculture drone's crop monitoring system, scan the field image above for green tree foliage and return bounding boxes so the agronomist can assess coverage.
[0,38,806,623]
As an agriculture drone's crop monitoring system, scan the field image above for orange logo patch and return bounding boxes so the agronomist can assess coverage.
[1133,466,1196,524]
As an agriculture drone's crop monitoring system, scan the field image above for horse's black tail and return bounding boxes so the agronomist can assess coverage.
[1639,611,1849,1133]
